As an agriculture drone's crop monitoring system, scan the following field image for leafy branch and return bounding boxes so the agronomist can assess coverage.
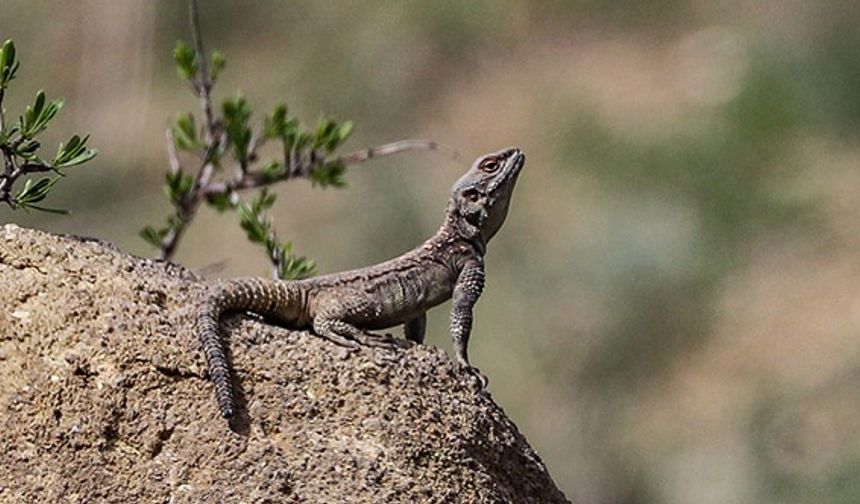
[142,0,449,278]
[0,40,98,213]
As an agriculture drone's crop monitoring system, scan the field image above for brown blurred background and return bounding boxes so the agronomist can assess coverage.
[3,1,860,502]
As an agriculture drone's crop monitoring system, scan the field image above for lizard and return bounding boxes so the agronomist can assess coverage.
[197,147,525,418]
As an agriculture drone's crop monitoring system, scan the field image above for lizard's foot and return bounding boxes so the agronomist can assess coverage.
[317,333,361,351]
[353,331,412,350]
[461,365,489,391]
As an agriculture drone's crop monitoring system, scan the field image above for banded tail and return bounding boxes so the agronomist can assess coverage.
[197,278,303,418]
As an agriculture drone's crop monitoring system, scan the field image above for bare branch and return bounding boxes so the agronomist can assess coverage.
[0,145,20,206]
[189,0,216,152]
[158,227,181,261]
[338,139,456,166]
[0,88,6,134]
[165,129,181,175]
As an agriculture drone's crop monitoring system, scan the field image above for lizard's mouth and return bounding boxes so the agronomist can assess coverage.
[511,149,525,173]
[489,148,524,194]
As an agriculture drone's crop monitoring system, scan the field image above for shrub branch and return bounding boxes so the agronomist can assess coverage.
[144,0,452,279]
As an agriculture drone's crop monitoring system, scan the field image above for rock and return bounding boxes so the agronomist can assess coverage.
[0,225,569,503]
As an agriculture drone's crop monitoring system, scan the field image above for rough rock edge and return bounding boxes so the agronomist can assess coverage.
[0,225,570,503]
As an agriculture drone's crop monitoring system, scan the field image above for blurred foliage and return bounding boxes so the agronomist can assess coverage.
[561,58,809,388]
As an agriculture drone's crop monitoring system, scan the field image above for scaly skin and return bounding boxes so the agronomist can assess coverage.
[198,147,525,418]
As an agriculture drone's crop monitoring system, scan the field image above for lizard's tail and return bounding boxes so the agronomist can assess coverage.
[197,278,303,419]
[197,293,236,418]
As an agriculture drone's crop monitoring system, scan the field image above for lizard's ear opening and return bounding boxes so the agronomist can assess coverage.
[463,188,481,203]
[455,190,487,240]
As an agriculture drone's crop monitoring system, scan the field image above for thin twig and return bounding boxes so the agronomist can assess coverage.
[157,0,218,261]
[0,143,20,205]
[0,88,6,134]
[158,225,180,260]
[189,0,216,151]
[0,89,10,181]
[165,129,181,175]
[338,139,456,165]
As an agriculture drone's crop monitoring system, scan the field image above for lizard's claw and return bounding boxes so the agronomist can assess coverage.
[320,334,361,351]
[462,365,489,391]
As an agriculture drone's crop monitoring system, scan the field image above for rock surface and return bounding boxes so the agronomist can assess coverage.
[0,225,569,503]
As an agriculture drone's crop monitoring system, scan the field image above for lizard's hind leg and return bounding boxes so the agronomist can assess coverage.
[313,317,409,350]
[313,291,411,350]
[311,317,362,349]
[404,312,427,344]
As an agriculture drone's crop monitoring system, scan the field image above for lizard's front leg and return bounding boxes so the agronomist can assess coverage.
[450,259,488,388]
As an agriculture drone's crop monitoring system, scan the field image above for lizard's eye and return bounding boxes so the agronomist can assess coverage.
[480,159,500,173]
[463,188,481,202]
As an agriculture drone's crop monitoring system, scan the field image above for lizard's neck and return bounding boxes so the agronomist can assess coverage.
[429,207,487,256]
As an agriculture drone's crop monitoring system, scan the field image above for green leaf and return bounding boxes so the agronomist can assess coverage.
[210,50,226,81]
[250,188,276,212]
[139,224,170,248]
[21,203,69,214]
[294,130,313,151]
[314,117,338,151]
[237,201,270,244]
[173,40,197,81]
[139,213,183,248]
[318,119,352,153]
[337,121,354,142]
[54,134,97,168]
[222,94,253,166]
[311,160,347,188]
[14,177,67,213]
[172,113,200,151]
[15,139,40,159]
[260,160,285,182]
[0,122,19,144]
[164,170,194,205]
[15,177,53,203]
[264,104,288,140]
[277,249,316,280]
[205,190,237,212]
[21,90,63,138]
[237,190,278,246]
[0,39,20,88]
[268,240,316,280]
[265,105,302,157]
[234,191,317,280]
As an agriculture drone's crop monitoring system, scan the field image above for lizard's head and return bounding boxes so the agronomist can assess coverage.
[450,147,525,244]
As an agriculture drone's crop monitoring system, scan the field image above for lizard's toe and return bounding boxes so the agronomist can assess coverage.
[335,346,359,360]
[371,349,402,365]
[324,336,361,352]
[355,331,411,350]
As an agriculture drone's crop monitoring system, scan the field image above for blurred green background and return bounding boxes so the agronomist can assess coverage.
[3,1,860,502]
